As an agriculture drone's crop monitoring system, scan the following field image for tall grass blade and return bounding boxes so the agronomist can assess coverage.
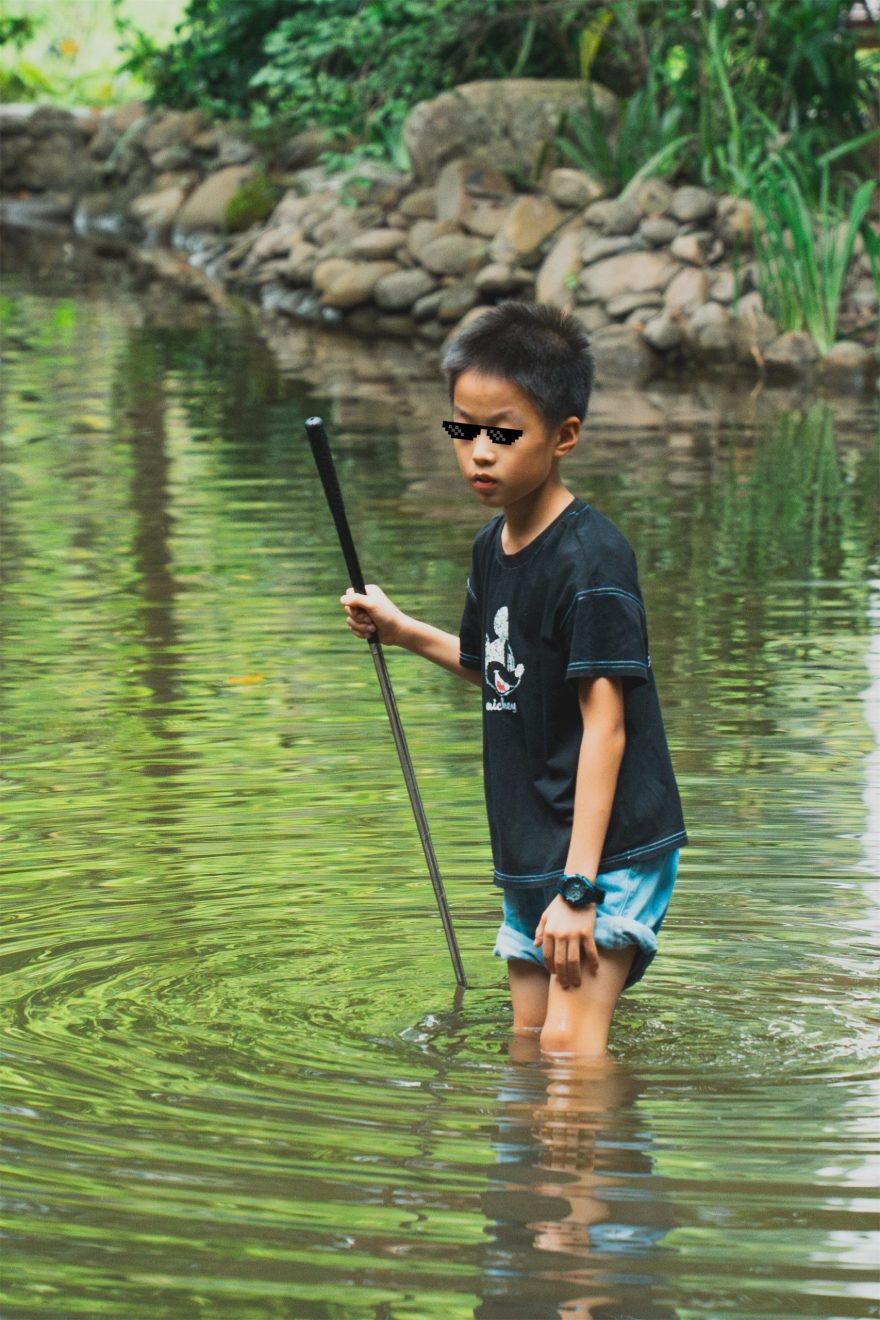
[750,158,876,354]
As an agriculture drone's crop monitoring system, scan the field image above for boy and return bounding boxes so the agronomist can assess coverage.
[341,303,687,1057]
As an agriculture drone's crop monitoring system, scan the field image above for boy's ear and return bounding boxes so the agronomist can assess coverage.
[553,415,582,458]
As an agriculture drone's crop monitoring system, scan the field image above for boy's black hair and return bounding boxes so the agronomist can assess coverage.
[441,301,596,433]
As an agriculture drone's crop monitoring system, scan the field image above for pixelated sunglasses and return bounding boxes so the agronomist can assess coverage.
[442,420,523,445]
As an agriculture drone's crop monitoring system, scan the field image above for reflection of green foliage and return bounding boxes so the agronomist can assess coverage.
[52,300,78,330]
[224,170,280,232]
[715,404,855,577]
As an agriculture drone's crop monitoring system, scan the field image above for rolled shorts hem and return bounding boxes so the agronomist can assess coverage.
[491,848,679,991]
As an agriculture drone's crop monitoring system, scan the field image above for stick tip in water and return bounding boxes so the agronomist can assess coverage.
[305,416,323,428]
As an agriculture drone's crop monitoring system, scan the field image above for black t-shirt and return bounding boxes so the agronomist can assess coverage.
[459,497,688,888]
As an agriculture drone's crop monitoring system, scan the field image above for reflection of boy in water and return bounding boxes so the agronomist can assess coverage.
[342,303,687,1057]
[477,1047,677,1320]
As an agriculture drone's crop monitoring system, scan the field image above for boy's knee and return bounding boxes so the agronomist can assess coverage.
[539,1021,578,1054]
[539,1020,607,1057]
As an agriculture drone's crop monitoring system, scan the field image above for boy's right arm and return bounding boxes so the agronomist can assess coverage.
[341,585,482,686]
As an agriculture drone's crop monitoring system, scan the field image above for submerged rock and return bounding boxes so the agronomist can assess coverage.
[818,340,874,377]
[590,325,661,382]
[685,301,735,354]
[642,311,683,352]
[764,331,819,373]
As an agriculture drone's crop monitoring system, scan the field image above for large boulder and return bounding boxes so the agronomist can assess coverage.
[142,109,205,155]
[417,233,489,275]
[475,262,520,295]
[128,185,186,235]
[89,102,147,160]
[579,250,676,303]
[174,165,255,234]
[373,268,437,310]
[684,301,735,355]
[283,242,322,286]
[535,227,584,307]
[0,105,97,194]
[490,195,565,262]
[349,227,408,259]
[319,260,399,309]
[404,79,616,183]
[434,157,513,228]
[547,167,603,209]
[664,266,709,315]
[670,186,717,224]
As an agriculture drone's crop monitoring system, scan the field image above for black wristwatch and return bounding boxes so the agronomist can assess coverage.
[556,873,606,907]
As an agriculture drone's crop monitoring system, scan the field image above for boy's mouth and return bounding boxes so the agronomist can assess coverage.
[471,474,498,490]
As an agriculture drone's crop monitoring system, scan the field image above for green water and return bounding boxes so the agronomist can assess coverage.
[1,231,879,1320]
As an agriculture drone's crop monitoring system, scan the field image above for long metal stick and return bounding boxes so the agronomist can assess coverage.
[304,416,468,988]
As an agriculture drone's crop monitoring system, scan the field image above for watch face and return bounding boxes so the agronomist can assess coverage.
[563,877,589,902]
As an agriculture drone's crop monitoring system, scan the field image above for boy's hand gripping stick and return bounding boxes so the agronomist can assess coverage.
[305,416,468,989]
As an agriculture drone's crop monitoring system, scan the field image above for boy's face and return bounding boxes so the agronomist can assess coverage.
[450,370,580,509]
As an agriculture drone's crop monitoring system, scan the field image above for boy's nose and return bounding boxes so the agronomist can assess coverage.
[472,429,496,460]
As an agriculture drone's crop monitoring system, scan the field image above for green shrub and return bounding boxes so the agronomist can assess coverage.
[116,0,879,185]
[554,68,693,193]
[117,0,587,140]
[585,0,878,198]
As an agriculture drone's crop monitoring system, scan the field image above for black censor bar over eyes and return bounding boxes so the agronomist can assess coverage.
[442,420,522,445]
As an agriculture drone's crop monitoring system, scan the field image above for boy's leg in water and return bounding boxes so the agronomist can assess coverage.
[508,958,550,1033]
[540,945,636,1057]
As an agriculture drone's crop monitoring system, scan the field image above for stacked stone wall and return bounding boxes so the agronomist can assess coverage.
[1,93,877,386]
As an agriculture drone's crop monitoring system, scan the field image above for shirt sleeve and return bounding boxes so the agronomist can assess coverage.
[459,574,482,671]
[561,583,650,685]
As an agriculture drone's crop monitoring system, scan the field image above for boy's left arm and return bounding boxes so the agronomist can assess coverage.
[534,676,626,989]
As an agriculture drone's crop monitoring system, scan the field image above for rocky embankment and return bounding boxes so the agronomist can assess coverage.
[2,84,877,386]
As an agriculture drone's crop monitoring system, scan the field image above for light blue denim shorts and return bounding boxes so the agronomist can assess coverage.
[492,848,680,990]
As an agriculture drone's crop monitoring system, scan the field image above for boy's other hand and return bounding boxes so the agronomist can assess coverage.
[340,584,406,646]
[534,894,600,988]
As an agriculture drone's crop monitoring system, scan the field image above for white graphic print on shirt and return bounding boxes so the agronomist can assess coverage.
[484,605,524,712]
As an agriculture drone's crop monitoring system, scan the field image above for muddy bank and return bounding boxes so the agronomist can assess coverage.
[2,91,877,391]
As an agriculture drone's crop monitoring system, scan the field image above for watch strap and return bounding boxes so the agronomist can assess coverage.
[558,872,606,906]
